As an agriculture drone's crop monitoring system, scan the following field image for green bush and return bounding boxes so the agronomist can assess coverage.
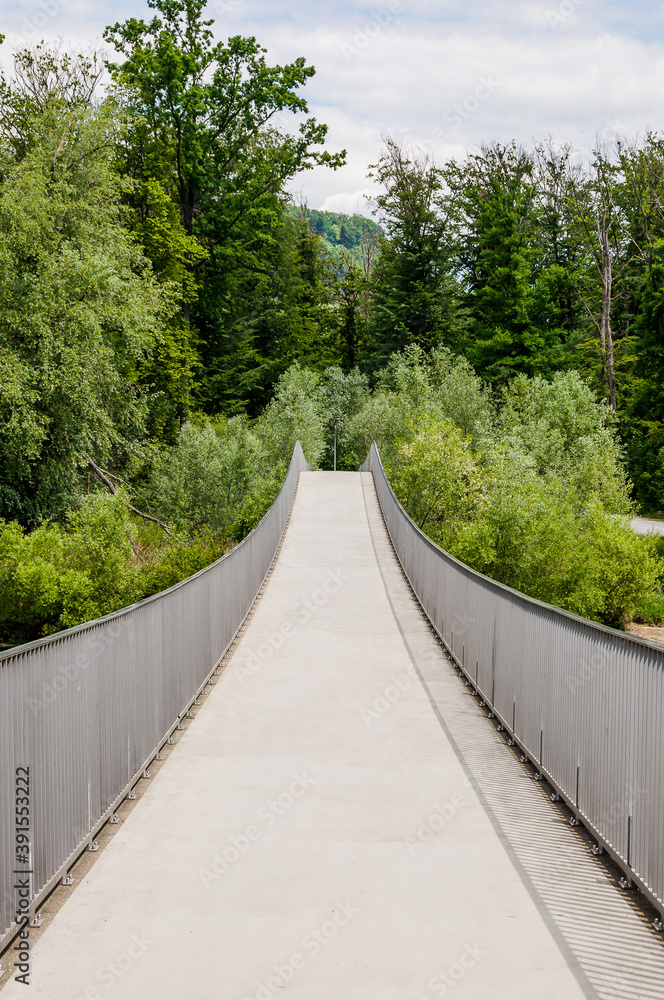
[318,366,370,470]
[256,364,326,469]
[142,531,227,596]
[346,391,413,468]
[346,345,495,468]
[0,492,142,644]
[147,416,264,534]
[498,371,633,514]
[390,417,486,549]
[390,418,662,629]
[634,592,664,626]
[229,477,282,541]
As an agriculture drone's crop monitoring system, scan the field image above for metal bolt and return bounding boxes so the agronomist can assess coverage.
[62,874,75,886]
[89,841,100,852]
[110,814,120,824]
[30,913,44,928]
[156,753,164,761]
[128,790,137,799]
[143,770,151,779]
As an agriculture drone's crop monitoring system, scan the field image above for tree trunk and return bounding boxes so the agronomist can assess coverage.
[599,220,617,411]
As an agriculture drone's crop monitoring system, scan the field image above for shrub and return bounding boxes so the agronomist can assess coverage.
[147,416,263,534]
[390,418,486,549]
[429,346,495,452]
[229,477,282,541]
[634,592,664,626]
[345,391,412,468]
[142,531,227,596]
[0,492,142,644]
[498,371,633,514]
[256,364,326,469]
[318,366,370,469]
[390,419,662,629]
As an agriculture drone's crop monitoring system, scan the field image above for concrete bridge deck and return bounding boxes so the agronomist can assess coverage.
[3,472,664,999]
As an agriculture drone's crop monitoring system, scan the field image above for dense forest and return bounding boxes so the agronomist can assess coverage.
[289,206,383,267]
[1,0,664,646]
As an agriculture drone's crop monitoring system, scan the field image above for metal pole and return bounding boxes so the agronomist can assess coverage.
[334,421,337,472]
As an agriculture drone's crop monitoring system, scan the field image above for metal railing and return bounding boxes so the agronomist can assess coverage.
[0,443,309,950]
[362,442,664,925]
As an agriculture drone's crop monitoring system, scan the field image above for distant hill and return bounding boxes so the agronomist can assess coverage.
[287,207,383,267]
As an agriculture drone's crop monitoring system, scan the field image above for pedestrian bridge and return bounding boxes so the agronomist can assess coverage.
[2,450,664,998]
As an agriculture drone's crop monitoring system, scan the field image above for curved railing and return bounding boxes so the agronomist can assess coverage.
[0,443,309,949]
[362,442,664,925]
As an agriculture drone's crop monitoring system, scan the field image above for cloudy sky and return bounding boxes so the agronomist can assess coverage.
[2,0,664,214]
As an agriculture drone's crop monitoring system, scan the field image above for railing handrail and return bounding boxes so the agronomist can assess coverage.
[362,440,664,924]
[1,442,309,950]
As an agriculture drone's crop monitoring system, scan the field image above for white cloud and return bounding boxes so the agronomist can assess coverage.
[2,0,664,213]
[317,188,377,216]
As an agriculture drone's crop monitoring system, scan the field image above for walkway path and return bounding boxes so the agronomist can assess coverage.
[631,516,664,537]
[3,473,664,999]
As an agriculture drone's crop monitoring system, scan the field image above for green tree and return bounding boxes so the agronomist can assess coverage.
[532,142,586,362]
[498,370,632,513]
[391,416,485,547]
[256,364,326,469]
[389,398,659,628]
[105,0,345,413]
[365,137,460,368]
[123,176,207,440]
[565,145,625,411]
[0,49,176,525]
[319,366,370,469]
[0,493,142,644]
[613,136,664,508]
[446,142,563,383]
[147,416,263,533]
[330,252,374,369]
